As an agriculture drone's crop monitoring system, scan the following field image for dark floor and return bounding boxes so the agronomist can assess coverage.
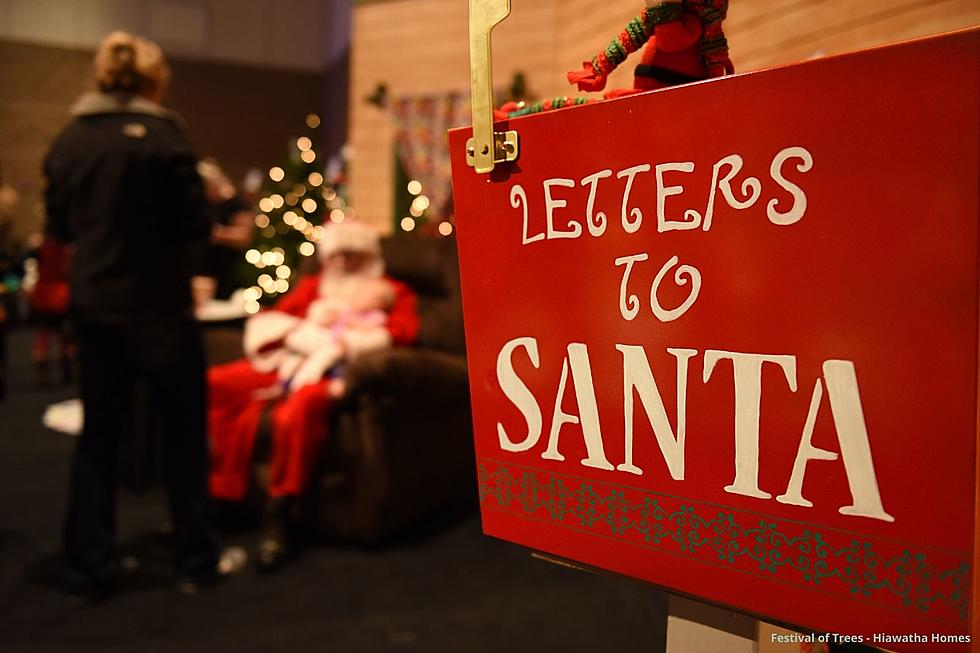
[0,327,668,653]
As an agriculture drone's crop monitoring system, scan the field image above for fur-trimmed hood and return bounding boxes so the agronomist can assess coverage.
[70,92,182,124]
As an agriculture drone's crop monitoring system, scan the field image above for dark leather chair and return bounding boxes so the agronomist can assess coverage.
[305,234,475,543]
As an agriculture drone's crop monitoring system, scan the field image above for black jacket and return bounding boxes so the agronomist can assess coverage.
[44,93,210,323]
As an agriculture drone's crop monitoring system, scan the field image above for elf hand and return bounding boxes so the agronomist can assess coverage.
[567,61,608,92]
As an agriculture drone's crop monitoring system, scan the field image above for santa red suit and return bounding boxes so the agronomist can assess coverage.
[208,222,419,501]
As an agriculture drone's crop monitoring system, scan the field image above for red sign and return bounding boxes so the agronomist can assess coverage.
[450,28,979,651]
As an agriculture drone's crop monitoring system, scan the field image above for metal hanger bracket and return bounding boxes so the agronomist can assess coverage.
[465,0,519,174]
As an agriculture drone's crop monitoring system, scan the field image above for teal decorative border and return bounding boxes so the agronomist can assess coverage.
[478,461,970,622]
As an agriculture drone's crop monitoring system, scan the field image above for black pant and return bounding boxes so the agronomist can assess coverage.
[64,316,217,586]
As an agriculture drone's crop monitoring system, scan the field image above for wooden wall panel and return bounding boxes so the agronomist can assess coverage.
[0,40,324,244]
[348,0,978,229]
[349,0,561,231]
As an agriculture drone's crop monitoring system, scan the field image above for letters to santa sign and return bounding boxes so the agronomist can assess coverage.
[449,28,979,651]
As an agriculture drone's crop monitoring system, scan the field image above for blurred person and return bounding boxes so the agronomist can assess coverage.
[195,158,253,300]
[27,236,74,385]
[0,164,18,400]
[44,31,238,598]
[0,162,18,255]
[208,220,419,570]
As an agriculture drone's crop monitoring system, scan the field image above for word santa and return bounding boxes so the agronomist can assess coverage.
[494,338,894,524]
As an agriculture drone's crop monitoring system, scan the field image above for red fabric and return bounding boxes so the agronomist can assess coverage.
[269,274,321,317]
[30,238,71,316]
[208,359,332,500]
[629,13,706,94]
[569,12,709,98]
[208,272,420,501]
[568,60,608,92]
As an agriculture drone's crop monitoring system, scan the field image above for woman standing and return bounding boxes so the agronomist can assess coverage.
[44,31,225,597]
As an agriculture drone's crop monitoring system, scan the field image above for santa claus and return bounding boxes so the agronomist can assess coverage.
[207,220,419,569]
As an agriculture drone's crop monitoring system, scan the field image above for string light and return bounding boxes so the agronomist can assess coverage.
[308,172,323,186]
[438,221,454,236]
[311,226,325,241]
[292,184,306,197]
[254,214,270,228]
[271,194,284,209]
[296,136,312,152]
[298,242,315,256]
[258,273,273,287]
[258,197,274,213]
[412,195,430,212]
[243,287,261,301]
[329,209,344,224]
[300,149,316,164]
[407,180,422,195]
[283,210,298,225]
[260,252,276,266]
[409,204,423,218]
[302,198,317,213]
[269,167,285,182]
[245,249,261,264]
[295,217,308,231]
[285,192,298,206]
[276,265,291,279]
[245,301,260,314]
[321,188,336,200]
[400,217,415,231]
[275,279,289,293]
[305,113,320,128]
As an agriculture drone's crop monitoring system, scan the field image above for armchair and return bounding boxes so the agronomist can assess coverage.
[299,234,475,543]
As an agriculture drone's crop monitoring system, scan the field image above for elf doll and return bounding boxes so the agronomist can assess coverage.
[567,0,733,99]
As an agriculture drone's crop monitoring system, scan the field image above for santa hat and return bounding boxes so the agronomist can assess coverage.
[317,220,381,262]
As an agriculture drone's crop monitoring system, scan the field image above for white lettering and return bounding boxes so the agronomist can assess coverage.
[496,337,543,451]
[544,178,582,239]
[614,253,648,321]
[617,346,697,479]
[616,164,651,233]
[650,255,702,322]
[542,344,614,470]
[823,360,894,522]
[655,162,699,232]
[777,380,837,507]
[513,184,543,245]
[703,350,798,499]
[767,146,812,225]
[702,154,762,231]
[581,169,612,237]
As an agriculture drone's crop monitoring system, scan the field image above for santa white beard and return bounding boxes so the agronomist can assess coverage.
[317,258,385,303]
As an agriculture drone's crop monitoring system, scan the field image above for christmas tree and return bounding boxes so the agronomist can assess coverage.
[240,113,352,314]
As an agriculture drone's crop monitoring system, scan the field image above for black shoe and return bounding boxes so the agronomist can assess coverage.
[65,556,140,603]
[174,546,247,595]
[66,577,114,603]
[256,497,294,573]
[256,535,290,573]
